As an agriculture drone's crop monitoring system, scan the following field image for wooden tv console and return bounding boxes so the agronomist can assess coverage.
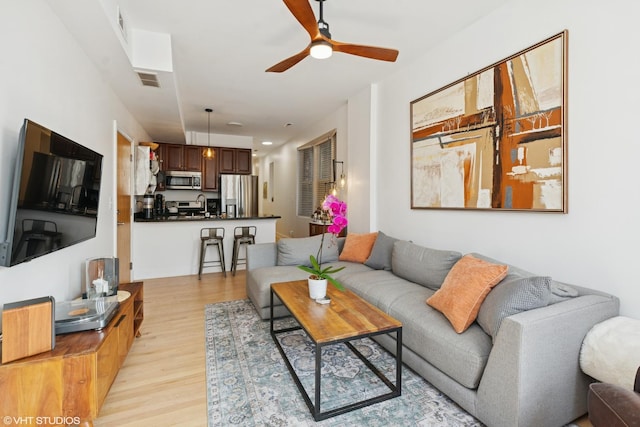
[0,282,143,427]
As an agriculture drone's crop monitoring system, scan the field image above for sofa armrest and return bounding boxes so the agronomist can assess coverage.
[477,294,620,427]
[247,242,277,270]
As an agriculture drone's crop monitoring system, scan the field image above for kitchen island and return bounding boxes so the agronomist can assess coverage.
[132,215,280,279]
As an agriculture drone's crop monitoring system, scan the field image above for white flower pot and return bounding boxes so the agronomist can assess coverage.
[308,278,328,299]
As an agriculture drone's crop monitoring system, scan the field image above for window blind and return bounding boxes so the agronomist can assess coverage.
[296,130,337,217]
[315,139,334,209]
[297,147,314,217]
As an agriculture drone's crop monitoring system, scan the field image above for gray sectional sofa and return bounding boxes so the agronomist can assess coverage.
[246,232,619,427]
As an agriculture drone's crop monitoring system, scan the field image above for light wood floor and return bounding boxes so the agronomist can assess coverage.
[94,270,592,427]
[94,271,247,427]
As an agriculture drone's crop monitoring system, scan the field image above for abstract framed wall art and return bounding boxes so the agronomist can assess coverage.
[410,31,567,212]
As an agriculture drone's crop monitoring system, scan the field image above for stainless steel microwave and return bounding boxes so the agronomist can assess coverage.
[165,171,202,190]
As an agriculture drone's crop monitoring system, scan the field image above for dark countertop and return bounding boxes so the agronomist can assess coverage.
[134,214,280,223]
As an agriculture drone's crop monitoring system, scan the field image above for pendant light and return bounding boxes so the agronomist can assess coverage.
[203,108,214,159]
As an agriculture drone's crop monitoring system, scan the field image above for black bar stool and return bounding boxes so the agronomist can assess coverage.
[231,226,256,276]
[199,227,226,279]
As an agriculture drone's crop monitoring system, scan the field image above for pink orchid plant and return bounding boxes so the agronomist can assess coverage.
[298,194,348,290]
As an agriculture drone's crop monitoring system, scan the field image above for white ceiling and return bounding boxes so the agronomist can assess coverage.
[48,0,510,155]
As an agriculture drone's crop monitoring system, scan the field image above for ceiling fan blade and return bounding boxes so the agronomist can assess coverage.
[283,0,321,40]
[331,41,399,62]
[266,47,311,73]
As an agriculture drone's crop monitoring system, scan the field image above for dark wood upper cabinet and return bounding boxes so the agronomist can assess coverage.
[219,147,236,174]
[236,149,252,174]
[161,144,202,172]
[220,147,252,174]
[183,146,202,171]
[164,144,184,170]
[155,144,249,190]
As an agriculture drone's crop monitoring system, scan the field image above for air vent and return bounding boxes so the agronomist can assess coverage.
[136,71,160,88]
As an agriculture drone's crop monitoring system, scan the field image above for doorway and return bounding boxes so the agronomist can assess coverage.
[116,131,132,283]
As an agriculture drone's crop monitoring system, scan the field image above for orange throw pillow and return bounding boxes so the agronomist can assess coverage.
[339,232,379,263]
[426,255,508,333]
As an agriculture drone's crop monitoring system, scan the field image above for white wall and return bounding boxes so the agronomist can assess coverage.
[366,0,639,317]
[346,86,375,233]
[0,1,149,318]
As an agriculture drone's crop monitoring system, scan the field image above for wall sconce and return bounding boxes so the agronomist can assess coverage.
[333,159,346,189]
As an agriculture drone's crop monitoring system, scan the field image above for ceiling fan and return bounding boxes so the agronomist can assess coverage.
[266,0,399,73]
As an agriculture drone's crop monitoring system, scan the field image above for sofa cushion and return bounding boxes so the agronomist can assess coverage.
[387,288,493,389]
[477,275,552,339]
[391,241,462,290]
[364,231,399,271]
[277,234,339,266]
[326,261,374,281]
[427,255,508,333]
[339,232,378,263]
[246,265,310,309]
[341,270,424,313]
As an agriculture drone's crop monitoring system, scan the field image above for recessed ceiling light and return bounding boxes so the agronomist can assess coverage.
[262,141,273,146]
[227,121,243,127]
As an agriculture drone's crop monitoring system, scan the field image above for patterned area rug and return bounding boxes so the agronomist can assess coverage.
[205,299,483,426]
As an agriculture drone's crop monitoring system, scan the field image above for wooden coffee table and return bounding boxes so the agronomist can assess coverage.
[270,280,402,421]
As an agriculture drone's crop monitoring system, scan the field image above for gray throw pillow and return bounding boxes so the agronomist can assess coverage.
[277,234,339,266]
[364,231,399,271]
[477,275,552,340]
[391,241,462,290]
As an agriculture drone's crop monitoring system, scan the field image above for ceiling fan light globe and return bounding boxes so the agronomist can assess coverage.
[310,41,332,59]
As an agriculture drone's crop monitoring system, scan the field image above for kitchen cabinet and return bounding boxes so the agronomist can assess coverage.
[157,144,249,177]
[184,146,203,171]
[236,149,252,174]
[219,148,252,174]
[164,144,184,170]
[219,148,236,173]
[163,144,202,172]
[203,148,219,191]
[0,282,144,426]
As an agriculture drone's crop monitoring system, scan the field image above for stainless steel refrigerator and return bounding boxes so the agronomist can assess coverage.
[219,174,259,218]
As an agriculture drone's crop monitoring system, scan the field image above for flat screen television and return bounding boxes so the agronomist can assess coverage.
[1,119,103,267]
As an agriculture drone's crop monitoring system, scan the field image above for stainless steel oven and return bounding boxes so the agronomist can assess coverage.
[165,171,202,190]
